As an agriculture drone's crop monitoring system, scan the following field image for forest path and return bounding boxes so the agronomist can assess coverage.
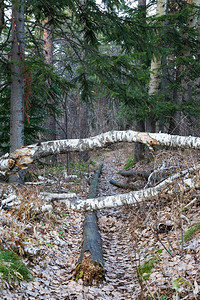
[2,144,142,300]
[97,145,141,299]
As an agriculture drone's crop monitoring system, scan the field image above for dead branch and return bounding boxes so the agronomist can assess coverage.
[109,179,140,190]
[118,170,151,179]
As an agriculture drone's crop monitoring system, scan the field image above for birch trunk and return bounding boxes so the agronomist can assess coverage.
[65,164,200,211]
[2,164,199,211]
[146,0,167,133]
[1,130,200,176]
[9,0,25,183]
[149,0,167,94]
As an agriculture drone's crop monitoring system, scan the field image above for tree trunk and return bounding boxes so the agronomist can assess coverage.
[9,0,25,183]
[119,170,151,180]
[134,0,146,162]
[79,102,89,162]
[75,163,104,285]
[43,17,57,164]
[146,0,167,133]
[2,161,199,211]
[0,0,4,35]
[118,170,162,183]
[2,130,200,176]
[169,66,182,135]
[134,120,145,162]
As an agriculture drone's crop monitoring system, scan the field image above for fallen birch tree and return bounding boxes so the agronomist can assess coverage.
[1,130,200,176]
[62,164,200,210]
[0,131,200,211]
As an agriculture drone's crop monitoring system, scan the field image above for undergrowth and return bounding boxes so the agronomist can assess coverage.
[137,256,160,281]
[0,249,33,286]
[124,153,134,170]
[184,222,200,241]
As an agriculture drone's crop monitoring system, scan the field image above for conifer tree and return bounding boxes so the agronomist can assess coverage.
[9,0,25,183]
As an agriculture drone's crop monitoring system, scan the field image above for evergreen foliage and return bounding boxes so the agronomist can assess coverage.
[0,0,200,153]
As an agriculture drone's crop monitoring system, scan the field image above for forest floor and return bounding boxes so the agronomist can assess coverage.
[0,143,200,299]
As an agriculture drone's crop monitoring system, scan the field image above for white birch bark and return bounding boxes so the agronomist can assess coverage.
[39,192,77,202]
[1,131,200,175]
[1,164,199,210]
[149,0,167,95]
[63,164,200,211]
[146,0,167,132]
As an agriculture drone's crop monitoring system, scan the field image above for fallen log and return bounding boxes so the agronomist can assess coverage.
[39,192,77,202]
[118,170,163,183]
[109,179,140,190]
[1,130,200,176]
[1,164,200,211]
[118,170,150,179]
[75,162,104,285]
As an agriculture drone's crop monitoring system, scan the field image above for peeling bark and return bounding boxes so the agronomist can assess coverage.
[39,192,77,202]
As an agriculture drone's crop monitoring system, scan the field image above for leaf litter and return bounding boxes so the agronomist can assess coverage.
[0,144,200,299]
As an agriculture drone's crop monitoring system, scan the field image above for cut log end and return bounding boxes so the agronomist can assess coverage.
[75,251,105,285]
